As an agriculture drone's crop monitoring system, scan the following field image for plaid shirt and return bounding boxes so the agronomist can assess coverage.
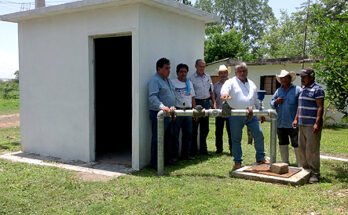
[298,82,325,126]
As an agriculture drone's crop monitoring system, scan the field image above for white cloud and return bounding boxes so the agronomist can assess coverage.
[0,49,18,79]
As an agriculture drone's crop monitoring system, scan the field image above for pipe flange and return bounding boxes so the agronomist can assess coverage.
[221,102,232,118]
[193,105,205,118]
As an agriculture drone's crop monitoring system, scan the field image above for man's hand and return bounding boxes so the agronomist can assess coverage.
[260,116,266,123]
[161,106,171,113]
[292,119,298,129]
[275,97,284,105]
[312,123,321,134]
[221,94,231,101]
[246,106,253,120]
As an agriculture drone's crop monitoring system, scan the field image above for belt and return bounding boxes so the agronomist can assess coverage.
[195,97,211,102]
[175,107,192,110]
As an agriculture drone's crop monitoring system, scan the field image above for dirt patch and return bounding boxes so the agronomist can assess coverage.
[0,113,20,129]
[75,171,114,182]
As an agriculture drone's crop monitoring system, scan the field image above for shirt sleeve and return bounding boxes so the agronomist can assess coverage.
[220,79,231,95]
[148,79,165,110]
[315,87,325,99]
[270,89,279,109]
[190,81,195,97]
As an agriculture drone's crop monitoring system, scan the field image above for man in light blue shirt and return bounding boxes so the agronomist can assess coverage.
[270,70,301,165]
[148,58,176,169]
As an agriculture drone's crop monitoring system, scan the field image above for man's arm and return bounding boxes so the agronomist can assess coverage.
[148,80,170,112]
[292,108,299,129]
[210,91,216,109]
[313,98,324,134]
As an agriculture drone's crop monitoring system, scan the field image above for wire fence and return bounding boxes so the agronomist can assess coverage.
[0,0,78,15]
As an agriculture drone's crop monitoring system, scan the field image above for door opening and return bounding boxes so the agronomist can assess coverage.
[94,35,132,166]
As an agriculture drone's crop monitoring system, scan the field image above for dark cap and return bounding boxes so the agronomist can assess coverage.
[299,68,315,77]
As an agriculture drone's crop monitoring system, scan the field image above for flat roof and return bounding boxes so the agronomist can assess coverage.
[0,0,220,23]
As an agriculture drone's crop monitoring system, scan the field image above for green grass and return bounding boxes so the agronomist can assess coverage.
[0,98,19,115]
[0,122,347,214]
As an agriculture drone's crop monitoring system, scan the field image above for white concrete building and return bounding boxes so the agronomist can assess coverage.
[206,57,344,124]
[0,0,219,170]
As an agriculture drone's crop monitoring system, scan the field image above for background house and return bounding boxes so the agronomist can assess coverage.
[0,0,219,170]
[205,57,344,125]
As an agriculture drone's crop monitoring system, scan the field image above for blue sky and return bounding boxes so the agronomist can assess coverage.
[0,0,305,78]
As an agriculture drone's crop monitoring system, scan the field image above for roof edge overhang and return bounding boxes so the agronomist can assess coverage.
[0,0,220,24]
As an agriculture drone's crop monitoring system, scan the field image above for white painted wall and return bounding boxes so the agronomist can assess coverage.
[19,4,139,163]
[18,2,207,169]
[137,4,205,169]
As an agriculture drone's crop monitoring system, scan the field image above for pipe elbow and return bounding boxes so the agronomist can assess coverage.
[268,109,278,119]
[157,110,166,119]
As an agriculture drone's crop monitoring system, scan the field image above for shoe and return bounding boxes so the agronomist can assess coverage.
[215,150,223,154]
[188,156,195,160]
[257,159,270,164]
[233,163,242,170]
[166,159,177,166]
[309,175,319,184]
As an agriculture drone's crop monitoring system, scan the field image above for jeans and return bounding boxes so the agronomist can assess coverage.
[191,99,210,155]
[215,117,232,153]
[174,116,193,159]
[229,116,265,164]
[150,110,174,168]
[277,128,298,148]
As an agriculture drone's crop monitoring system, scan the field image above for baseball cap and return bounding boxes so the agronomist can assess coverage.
[299,68,315,77]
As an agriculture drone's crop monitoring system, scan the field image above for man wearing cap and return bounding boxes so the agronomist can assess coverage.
[190,59,216,156]
[213,65,232,154]
[221,62,269,170]
[292,68,324,183]
[271,70,301,165]
[148,58,176,169]
[172,63,196,160]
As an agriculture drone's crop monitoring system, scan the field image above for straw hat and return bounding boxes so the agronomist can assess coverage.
[276,70,296,83]
[216,65,232,74]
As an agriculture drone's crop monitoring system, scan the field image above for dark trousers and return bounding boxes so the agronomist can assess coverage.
[174,116,193,159]
[191,99,210,155]
[215,117,232,153]
[277,128,299,148]
[150,111,174,168]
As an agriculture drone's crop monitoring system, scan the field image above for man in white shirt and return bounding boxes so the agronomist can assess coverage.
[172,63,196,160]
[221,62,269,170]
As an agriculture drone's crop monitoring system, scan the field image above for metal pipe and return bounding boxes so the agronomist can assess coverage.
[35,0,45,8]
[157,109,277,176]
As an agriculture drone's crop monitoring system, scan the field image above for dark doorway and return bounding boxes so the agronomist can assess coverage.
[94,36,132,166]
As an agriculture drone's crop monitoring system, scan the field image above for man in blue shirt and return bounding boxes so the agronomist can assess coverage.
[148,58,176,169]
[271,70,301,165]
[292,68,324,184]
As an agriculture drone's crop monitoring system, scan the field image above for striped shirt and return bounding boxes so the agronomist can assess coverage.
[298,82,325,125]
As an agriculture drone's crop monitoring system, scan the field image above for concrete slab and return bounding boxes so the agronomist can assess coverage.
[0,151,133,178]
[231,165,311,186]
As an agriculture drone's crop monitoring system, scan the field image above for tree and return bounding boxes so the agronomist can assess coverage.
[175,0,192,6]
[309,0,348,116]
[204,28,251,63]
[195,0,274,49]
[257,10,311,58]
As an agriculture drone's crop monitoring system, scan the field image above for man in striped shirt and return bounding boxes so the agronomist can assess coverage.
[292,68,324,184]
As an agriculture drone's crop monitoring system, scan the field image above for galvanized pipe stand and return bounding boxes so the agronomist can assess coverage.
[157,109,277,176]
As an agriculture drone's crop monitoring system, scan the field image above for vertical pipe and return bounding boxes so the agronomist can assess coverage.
[270,118,277,163]
[157,112,165,176]
[35,0,45,8]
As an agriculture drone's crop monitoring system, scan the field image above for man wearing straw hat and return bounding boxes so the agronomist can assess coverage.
[270,70,301,165]
[213,65,232,154]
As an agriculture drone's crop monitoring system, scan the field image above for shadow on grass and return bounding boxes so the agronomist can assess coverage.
[0,141,21,151]
[321,165,348,184]
[132,151,230,178]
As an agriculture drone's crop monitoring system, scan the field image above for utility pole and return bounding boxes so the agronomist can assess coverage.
[302,0,311,69]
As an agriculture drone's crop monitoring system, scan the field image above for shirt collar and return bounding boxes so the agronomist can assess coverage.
[236,77,248,84]
[194,72,206,78]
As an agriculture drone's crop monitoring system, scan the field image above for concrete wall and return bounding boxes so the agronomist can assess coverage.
[18,2,207,169]
[19,4,139,163]
[137,4,205,169]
